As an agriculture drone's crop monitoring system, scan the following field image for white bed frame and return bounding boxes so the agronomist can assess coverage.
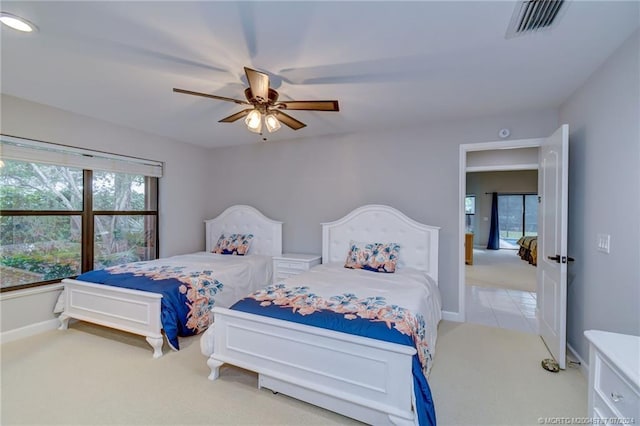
[208,205,439,425]
[58,205,282,358]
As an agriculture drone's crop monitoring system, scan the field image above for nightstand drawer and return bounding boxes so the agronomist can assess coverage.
[595,353,640,419]
[272,253,321,284]
[592,392,617,421]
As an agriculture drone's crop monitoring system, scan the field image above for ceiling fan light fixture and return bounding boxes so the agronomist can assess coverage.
[264,113,281,133]
[0,12,37,32]
[245,109,262,133]
[174,66,339,135]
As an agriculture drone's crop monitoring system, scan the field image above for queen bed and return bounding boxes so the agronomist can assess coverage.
[204,205,441,426]
[57,205,282,358]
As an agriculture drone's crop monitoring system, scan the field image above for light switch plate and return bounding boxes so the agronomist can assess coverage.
[596,233,610,254]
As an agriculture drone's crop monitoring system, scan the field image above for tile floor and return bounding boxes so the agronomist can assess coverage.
[466,285,538,334]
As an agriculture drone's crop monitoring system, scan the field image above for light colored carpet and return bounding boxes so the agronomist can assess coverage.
[466,248,537,292]
[430,322,587,425]
[1,320,586,425]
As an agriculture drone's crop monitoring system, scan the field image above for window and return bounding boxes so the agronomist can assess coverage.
[0,135,162,291]
[465,195,476,215]
[465,195,476,233]
[497,194,537,247]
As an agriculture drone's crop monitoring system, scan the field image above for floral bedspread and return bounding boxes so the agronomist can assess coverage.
[246,284,433,375]
[75,255,225,350]
[229,263,441,426]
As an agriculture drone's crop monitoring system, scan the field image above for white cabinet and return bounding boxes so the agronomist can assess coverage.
[272,253,321,283]
[585,330,640,423]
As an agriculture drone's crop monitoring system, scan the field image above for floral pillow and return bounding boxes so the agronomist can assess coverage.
[212,233,254,255]
[344,240,400,273]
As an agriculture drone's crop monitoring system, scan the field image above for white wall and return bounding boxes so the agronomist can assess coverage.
[467,148,539,170]
[204,109,559,314]
[0,94,210,335]
[559,30,640,360]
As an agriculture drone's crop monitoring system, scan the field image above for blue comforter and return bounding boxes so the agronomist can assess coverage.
[230,282,437,426]
[76,261,223,350]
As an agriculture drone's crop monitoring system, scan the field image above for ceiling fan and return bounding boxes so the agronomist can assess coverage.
[173,67,340,134]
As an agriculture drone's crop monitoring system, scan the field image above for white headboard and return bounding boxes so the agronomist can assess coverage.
[205,205,283,256]
[321,205,440,282]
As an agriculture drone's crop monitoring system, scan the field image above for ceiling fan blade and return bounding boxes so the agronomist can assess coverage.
[244,67,270,103]
[275,100,339,111]
[219,109,253,123]
[272,111,306,130]
[173,88,250,105]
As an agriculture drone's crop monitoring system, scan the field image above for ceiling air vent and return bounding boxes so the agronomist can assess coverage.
[506,0,566,38]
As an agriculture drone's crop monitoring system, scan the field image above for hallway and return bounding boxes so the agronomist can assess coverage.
[466,285,538,334]
[465,248,538,334]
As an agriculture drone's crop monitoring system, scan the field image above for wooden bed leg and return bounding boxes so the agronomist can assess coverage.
[58,313,70,330]
[145,336,164,359]
[207,357,224,381]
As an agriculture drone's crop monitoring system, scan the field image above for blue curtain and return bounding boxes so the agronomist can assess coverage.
[487,192,500,250]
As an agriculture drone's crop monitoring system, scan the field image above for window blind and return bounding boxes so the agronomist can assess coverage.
[0,134,163,177]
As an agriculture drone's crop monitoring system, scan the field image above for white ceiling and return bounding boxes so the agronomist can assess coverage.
[1,1,638,148]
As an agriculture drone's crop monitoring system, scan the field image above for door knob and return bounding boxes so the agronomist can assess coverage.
[547,255,575,263]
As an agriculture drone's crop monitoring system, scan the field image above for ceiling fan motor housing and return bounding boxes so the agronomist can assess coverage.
[244,87,279,105]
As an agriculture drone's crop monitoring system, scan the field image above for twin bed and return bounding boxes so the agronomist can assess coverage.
[58,204,282,357]
[58,204,441,425]
[205,204,441,425]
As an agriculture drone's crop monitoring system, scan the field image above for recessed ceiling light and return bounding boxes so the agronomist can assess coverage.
[0,12,37,33]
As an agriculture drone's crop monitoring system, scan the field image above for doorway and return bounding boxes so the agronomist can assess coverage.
[458,138,543,329]
[465,172,539,334]
[459,126,570,369]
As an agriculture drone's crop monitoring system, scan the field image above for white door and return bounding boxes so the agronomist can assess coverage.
[538,124,569,369]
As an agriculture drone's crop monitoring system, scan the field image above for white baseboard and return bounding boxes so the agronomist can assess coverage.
[0,318,60,345]
[567,342,589,378]
[441,310,463,322]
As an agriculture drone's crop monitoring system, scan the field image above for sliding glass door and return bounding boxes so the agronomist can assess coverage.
[498,194,537,248]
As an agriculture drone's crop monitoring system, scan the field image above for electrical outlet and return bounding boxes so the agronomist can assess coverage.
[596,233,610,254]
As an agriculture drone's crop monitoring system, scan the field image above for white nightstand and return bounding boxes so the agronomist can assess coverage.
[272,253,321,283]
